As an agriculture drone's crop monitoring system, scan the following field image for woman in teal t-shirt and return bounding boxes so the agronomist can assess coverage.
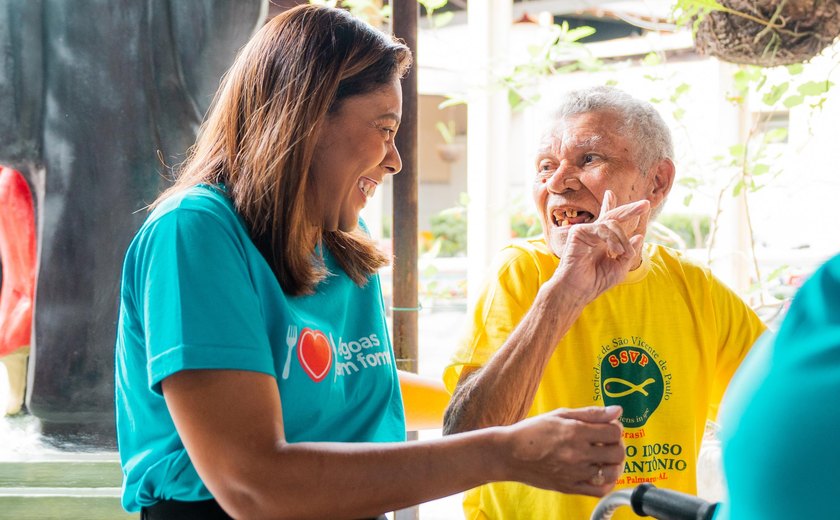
[115,5,631,519]
[718,254,840,519]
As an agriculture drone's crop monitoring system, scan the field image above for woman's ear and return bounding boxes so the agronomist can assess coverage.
[648,158,675,208]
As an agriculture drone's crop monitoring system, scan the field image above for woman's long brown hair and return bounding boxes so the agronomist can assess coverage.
[152,5,411,295]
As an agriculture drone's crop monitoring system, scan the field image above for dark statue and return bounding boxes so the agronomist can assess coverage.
[0,0,267,447]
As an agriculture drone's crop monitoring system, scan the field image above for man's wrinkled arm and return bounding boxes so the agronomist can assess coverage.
[443,282,587,435]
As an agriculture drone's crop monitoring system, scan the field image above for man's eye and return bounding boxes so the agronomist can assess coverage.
[583,154,597,164]
[538,162,554,173]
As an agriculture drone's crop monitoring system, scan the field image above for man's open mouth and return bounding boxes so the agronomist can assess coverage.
[358,176,378,199]
[551,208,595,227]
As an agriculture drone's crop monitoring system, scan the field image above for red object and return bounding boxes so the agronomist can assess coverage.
[297,328,333,383]
[0,166,36,357]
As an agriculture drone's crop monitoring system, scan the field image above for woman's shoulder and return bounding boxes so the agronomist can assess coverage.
[151,184,234,218]
[139,184,243,240]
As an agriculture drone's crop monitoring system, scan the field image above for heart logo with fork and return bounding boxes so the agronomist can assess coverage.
[296,327,333,383]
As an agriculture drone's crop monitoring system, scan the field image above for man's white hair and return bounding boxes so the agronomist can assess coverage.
[553,85,674,174]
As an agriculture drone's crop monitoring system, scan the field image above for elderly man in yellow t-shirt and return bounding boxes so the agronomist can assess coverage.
[443,86,766,520]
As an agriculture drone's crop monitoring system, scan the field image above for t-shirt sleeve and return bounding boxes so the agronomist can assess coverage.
[443,246,539,393]
[134,208,275,395]
[718,256,840,520]
[708,275,767,417]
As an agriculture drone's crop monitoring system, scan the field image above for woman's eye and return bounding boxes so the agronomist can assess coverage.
[583,154,596,164]
[538,162,554,174]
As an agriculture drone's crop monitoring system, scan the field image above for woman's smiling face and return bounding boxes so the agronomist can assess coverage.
[310,76,403,232]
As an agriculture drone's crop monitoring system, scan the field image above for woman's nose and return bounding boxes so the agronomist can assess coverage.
[383,141,402,175]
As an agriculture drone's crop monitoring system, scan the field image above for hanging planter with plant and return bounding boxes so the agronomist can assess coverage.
[678,0,840,67]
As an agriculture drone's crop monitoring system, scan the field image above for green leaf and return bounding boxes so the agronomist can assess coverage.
[751,163,770,176]
[438,95,466,109]
[782,94,804,109]
[764,264,789,281]
[729,143,746,157]
[683,193,693,206]
[565,26,596,42]
[733,67,762,91]
[642,52,661,66]
[797,80,834,96]
[787,63,804,75]
[508,89,524,110]
[435,121,454,143]
[433,11,453,28]
[755,74,767,93]
[732,179,744,196]
[675,83,691,95]
[762,82,789,106]
[725,94,745,105]
[763,127,788,143]
[673,108,686,121]
[420,0,447,10]
[678,177,701,189]
[527,44,543,57]
[670,83,691,103]
[687,0,725,9]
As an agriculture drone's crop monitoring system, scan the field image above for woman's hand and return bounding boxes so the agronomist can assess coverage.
[500,405,625,497]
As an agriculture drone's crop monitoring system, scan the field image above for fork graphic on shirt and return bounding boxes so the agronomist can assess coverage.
[282,325,298,380]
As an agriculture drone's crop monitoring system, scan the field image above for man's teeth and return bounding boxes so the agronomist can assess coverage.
[553,208,581,227]
[358,178,377,198]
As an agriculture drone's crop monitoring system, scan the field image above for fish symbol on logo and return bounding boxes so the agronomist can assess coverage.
[604,377,656,398]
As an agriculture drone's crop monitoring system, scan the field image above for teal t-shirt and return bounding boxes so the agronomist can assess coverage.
[115,184,405,512]
[717,254,840,519]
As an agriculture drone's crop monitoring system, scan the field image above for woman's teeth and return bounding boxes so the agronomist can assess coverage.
[358,177,377,198]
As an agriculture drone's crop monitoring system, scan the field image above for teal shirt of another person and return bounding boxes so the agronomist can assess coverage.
[114,184,405,512]
[717,254,840,519]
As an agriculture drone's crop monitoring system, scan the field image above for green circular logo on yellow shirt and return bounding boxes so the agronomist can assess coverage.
[600,346,664,428]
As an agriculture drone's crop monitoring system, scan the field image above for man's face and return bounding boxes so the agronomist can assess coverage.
[533,109,667,256]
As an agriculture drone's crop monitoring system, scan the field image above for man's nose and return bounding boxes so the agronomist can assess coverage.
[546,162,581,193]
[383,141,402,175]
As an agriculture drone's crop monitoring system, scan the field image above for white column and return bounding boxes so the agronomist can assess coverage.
[712,61,751,295]
[466,0,512,303]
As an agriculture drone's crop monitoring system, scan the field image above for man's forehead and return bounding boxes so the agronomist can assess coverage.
[537,122,612,152]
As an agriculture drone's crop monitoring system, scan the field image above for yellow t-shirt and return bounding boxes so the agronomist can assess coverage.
[444,240,766,520]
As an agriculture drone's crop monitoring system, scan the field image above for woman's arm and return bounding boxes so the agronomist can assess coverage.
[163,369,624,520]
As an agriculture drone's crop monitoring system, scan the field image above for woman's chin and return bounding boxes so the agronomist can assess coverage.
[337,216,359,233]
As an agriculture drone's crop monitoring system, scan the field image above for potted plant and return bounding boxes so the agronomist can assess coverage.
[435,120,464,163]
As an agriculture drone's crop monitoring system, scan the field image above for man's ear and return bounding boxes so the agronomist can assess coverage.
[648,158,675,208]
